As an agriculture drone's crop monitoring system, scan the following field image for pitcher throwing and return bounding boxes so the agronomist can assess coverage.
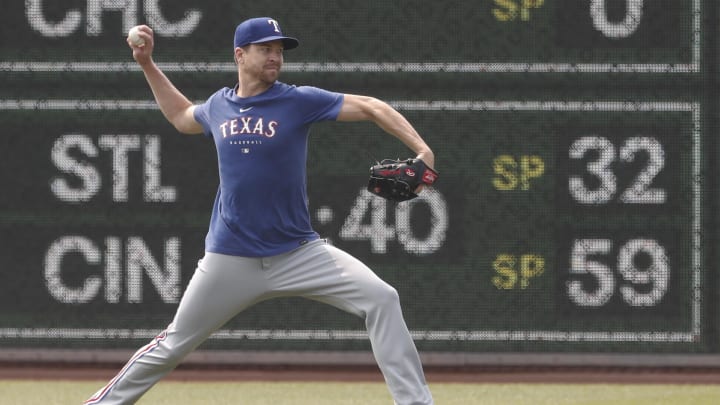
[85,17,435,405]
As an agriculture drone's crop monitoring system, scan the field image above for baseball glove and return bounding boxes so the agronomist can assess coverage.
[367,158,438,202]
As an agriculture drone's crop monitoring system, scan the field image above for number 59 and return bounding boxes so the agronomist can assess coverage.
[567,238,670,307]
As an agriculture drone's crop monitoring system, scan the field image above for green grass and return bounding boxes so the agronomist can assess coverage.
[1,380,719,404]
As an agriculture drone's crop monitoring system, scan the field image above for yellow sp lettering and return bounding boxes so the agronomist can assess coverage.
[493,155,545,190]
[492,254,545,289]
[492,0,544,22]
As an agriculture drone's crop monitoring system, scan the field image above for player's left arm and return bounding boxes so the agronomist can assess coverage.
[337,94,435,170]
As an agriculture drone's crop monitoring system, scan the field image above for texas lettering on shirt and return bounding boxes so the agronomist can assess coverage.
[219,116,278,138]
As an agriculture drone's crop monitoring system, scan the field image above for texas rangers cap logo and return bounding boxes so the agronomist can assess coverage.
[233,17,300,49]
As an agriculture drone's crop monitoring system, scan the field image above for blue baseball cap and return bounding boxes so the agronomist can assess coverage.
[233,17,299,50]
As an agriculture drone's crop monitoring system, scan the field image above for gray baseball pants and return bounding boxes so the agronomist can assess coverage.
[84,239,433,404]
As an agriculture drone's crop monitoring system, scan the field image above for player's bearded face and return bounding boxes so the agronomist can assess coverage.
[244,42,284,82]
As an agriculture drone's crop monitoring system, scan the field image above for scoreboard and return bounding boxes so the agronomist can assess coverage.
[0,0,714,354]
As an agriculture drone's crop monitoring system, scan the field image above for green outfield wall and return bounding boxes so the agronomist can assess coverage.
[1,0,718,355]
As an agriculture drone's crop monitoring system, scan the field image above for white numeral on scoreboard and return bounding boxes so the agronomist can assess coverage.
[569,136,666,204]
[339,188,448,255]
[567,238,670,307]
[590,0,643,39]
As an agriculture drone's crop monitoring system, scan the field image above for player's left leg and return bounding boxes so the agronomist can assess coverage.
[266,239,433,405]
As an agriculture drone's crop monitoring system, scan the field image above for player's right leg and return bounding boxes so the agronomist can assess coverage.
[84,253,268,404]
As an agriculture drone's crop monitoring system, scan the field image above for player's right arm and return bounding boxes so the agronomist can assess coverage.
[127,25,204,135]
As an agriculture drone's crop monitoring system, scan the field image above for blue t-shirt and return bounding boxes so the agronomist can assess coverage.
[193,81,344,257]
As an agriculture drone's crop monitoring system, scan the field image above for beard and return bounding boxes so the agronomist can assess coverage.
[259,64,281,83]
[261,70,279,83]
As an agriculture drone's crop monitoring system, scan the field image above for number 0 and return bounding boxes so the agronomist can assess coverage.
[590,0,643,39]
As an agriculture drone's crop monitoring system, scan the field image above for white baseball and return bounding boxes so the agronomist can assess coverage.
[128,26,145,47]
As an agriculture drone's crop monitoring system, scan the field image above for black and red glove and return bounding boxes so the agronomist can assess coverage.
[367,158,438,202]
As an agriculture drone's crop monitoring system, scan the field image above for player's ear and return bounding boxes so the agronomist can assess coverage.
[234,47,243,65]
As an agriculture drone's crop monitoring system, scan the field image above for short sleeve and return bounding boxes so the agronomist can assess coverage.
[295,86,344,124]
[193,99,214,138]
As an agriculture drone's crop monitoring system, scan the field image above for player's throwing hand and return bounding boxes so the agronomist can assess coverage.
[126,25,154,64]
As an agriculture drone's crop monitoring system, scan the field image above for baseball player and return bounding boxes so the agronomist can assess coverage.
[85,17,435,405]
